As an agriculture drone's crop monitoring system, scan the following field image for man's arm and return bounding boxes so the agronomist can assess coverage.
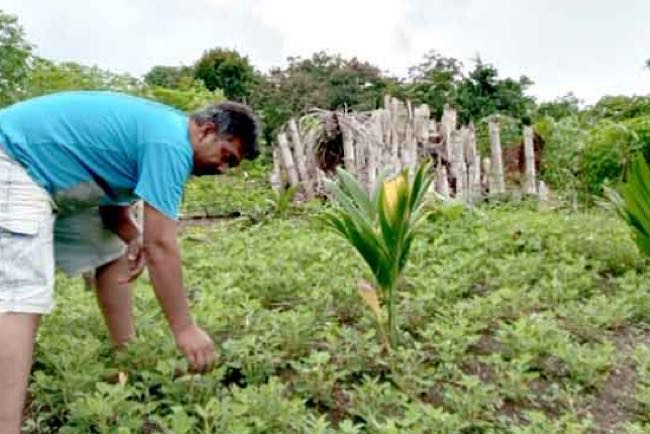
[99,205,145,283]
[142,203,215,373]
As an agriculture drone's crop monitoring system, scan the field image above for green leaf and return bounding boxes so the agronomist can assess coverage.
[335,166,376,220]
[613,152,650,257]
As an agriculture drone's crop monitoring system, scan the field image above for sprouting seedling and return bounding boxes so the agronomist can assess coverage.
[320,161,434,348]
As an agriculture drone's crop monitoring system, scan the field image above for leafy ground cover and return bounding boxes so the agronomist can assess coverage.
[23,174,650,433]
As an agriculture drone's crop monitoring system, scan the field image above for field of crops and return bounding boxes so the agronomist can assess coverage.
[24,164,650,433]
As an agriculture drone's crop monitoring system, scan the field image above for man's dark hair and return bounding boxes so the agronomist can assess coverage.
[191,101,260,160]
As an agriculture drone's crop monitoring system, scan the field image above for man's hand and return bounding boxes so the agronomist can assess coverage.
[142,203,215,374]
[119,237,146,284]
[174,324,216,373]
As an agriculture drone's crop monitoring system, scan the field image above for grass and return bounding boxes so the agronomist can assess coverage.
[23,172,650,433]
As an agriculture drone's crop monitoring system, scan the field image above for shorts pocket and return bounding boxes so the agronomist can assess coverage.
[0,216,54,288]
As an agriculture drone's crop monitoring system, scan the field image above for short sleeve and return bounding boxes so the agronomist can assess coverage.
[134,142,193,220]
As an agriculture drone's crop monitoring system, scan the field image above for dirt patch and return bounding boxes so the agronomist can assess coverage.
[587,327,650,433]
[468,328,504,356]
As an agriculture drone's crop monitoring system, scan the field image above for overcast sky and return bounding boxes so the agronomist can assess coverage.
[2,0,649,104]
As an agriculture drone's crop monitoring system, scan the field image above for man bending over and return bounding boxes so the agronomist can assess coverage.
[0,91,259,432]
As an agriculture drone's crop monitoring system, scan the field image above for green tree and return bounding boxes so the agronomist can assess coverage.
[403,53,534,124]
[252,51,395,142]
[537,93,581,120]
[23,58,145,98]
[0,9,33,106]
[586,95,650,122]
[147,76,224,112]
[405,50,463,118]
[25,58,222,112]
[193,48,257,101]
[455,57,534,124]
[144,65,194,89]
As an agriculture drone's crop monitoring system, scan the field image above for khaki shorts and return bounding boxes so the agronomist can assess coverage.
[0,145,125,314]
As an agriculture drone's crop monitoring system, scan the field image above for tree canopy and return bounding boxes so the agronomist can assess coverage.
[0,9,33,106]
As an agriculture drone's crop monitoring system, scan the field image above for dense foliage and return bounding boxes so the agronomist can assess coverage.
[2,9,650,431]
[0,9,32,106]
[24,177,650,432]
[193,48,258,102]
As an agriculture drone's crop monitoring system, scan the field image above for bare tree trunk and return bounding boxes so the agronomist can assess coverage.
[538,180,549,202]
[341,122,356,175]
[465,124,481,203]
[277,132,299,187]
[450,130,466,201]
[270,146,283,191]
[401,100,417,172]
[488,119,506,194]
[412,104,430,169]
[436,164,450,200]
[288,119,310,194]
[482,157,491,193]
[389,97,401,174]
[368,110,383,191]
[303,126,320,192]
[441,105,457,162]
[381,108,392,171]
[355,133,368,192]
[523,125,537,196]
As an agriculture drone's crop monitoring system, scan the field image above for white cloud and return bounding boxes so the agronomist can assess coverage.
[252,0,415,73]
[2,0,649,103]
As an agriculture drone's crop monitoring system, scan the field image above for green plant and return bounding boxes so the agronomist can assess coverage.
[608,152,650,256]
[267,184,298,218]
[321,162,433,348]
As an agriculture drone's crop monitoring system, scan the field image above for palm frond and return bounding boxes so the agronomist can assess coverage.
[611,153,650,256]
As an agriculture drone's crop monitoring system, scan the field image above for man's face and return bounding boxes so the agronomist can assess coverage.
[193,135,243,176]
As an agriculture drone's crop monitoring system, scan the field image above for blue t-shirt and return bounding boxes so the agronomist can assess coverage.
[0,91,193,220]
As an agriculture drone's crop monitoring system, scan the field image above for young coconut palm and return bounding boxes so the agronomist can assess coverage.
[321,162,433,348]
[608,153,650,257]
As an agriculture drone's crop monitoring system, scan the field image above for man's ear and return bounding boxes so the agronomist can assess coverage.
[198,121,218,139]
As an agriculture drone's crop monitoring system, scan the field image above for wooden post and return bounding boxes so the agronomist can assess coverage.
[441,105,457,162]
[538,180,549,202]
[341,122,356,175]
[401,100,417,172]
[303,126,320,193]
[288,119,310,191]
[482,157,491,193]
[465,124,481,203]
[412,104,430,169]
[389,97,401,174]
[368,110,383,191]
[355,130,368,192]
[450,130,466,201]
[381,108,392,170]
[523,125,537,196]
[270,145,283,191]
[488,119,506,194]
[414,105,431,145]
[436,164,450,200]
[277,133,299,187]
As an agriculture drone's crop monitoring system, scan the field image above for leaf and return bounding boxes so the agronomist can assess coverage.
[612,152,650,257]
[357,280,383,322]
[336,166,376,220]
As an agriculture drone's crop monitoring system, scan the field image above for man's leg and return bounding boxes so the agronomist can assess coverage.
[0,313,40,434]
[95,254,134,348]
